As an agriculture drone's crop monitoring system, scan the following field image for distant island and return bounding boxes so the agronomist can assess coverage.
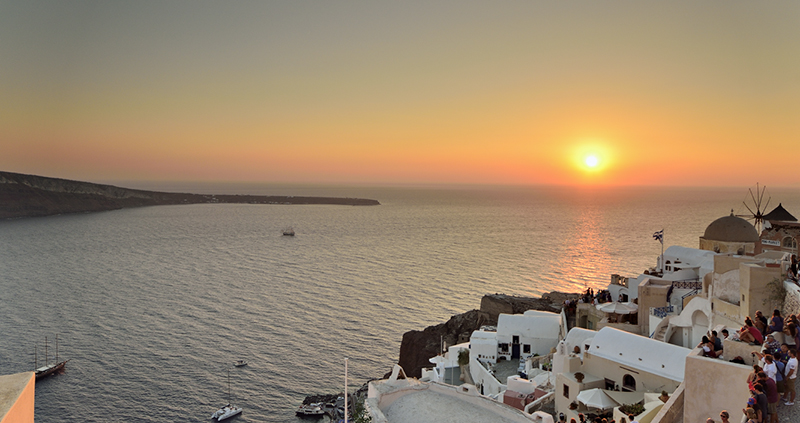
[0,171,380,219]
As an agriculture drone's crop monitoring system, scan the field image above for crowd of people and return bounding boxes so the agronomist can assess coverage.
[561,412,641,423]
[704,309,800,423]
[699,310,800,360]
[576,287,613,305]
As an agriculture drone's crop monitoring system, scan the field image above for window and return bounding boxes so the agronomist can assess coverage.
[523,344,531,354]
[500,343,509,353]
[512,335,520,344]
[783,237,797,249]
[563,384,570,399]
[623,374,636,391]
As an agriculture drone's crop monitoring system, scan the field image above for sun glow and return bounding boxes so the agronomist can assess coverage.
[569,142,614,182]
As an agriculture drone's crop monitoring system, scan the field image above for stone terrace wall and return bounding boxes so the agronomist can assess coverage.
[683,351,750,423]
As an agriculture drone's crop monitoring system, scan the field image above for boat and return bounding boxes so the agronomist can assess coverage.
[282,227,295,236]
[212,404,242,421]
[233,360,247,367]
[35,335,69,381]
[211,369,242,421]
[295,402,325,417]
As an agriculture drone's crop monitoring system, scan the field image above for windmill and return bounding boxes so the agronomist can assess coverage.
[736,183,771,234]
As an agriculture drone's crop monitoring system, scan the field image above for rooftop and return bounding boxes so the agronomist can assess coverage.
[0,372,34,422]
[588,327,691,382]
[369,380,537,423]
[702,213,759,243]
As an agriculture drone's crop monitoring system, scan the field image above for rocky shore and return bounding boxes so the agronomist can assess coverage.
[304,291,579,409]
[0,171,380,219]
[398,291,579,378]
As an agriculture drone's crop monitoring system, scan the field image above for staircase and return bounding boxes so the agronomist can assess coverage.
[652,316,672,342]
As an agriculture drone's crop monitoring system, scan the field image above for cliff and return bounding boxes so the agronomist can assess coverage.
[0,171,380,219]
[397,292,579,378]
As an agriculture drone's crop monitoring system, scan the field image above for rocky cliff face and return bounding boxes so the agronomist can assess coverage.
[397,292,578,378]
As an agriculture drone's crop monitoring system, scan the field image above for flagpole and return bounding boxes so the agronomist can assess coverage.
[661,229,665,274]
[653,229,665,274]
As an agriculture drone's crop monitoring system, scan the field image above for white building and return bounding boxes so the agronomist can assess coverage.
[608,246,715,305]
[471,310,563,365]
[554,327,690,423]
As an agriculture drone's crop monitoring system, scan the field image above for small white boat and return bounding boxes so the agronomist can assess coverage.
[296,402,325,417]
[233,360,247,367]
[212,403,242,421]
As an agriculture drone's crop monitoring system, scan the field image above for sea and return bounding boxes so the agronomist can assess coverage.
[1,184,797,422]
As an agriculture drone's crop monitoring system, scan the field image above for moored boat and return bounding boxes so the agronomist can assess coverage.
[295,402,324,417]
[34,335,69,381]
[211,369,242,421]
[212,403,242,421]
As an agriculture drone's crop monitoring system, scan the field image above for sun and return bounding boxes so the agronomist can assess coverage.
[570,142,612,180]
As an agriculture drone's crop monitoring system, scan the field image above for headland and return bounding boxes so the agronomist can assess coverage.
[0,171,380,219]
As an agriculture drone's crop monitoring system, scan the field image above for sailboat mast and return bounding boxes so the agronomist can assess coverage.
[56,334,59,363]
[227,368,231,403]
[35,344,38,369]
[45,336,48,366]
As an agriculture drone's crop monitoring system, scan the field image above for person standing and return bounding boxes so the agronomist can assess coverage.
[757,371,779,423]
[786,348,798,406]
[753,383,768,423]
[754,352,778,384]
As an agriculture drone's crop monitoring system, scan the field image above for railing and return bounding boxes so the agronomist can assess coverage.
[667,279,702,303]
[651,305,674,318]
[681,288,701,302]
[672,279,701,290]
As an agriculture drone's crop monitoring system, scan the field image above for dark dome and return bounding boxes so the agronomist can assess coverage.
[703,212,759,243]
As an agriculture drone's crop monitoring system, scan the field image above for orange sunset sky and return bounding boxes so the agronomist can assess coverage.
[1,1,799,187]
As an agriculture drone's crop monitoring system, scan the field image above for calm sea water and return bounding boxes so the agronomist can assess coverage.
[1,185,798,422]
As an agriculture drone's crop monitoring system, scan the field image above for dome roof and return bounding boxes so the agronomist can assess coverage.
[703,212,759,243]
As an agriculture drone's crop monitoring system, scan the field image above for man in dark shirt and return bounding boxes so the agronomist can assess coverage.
[753,383,769,423]
[758,372,779,423]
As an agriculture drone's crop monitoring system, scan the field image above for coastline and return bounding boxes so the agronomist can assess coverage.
[0,171,380,219]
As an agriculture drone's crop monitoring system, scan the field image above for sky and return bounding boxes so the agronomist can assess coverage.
[1,1,799,187]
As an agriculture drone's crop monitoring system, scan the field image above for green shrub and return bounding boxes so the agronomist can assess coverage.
[619,402,645,416]
[458,349,470,366]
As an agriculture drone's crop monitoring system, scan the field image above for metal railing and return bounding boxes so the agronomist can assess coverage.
[650,305,674,318]
[681,288,701,302]
[672,279,701,290]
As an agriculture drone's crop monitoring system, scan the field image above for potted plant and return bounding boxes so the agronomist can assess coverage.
[574,372,585,383]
